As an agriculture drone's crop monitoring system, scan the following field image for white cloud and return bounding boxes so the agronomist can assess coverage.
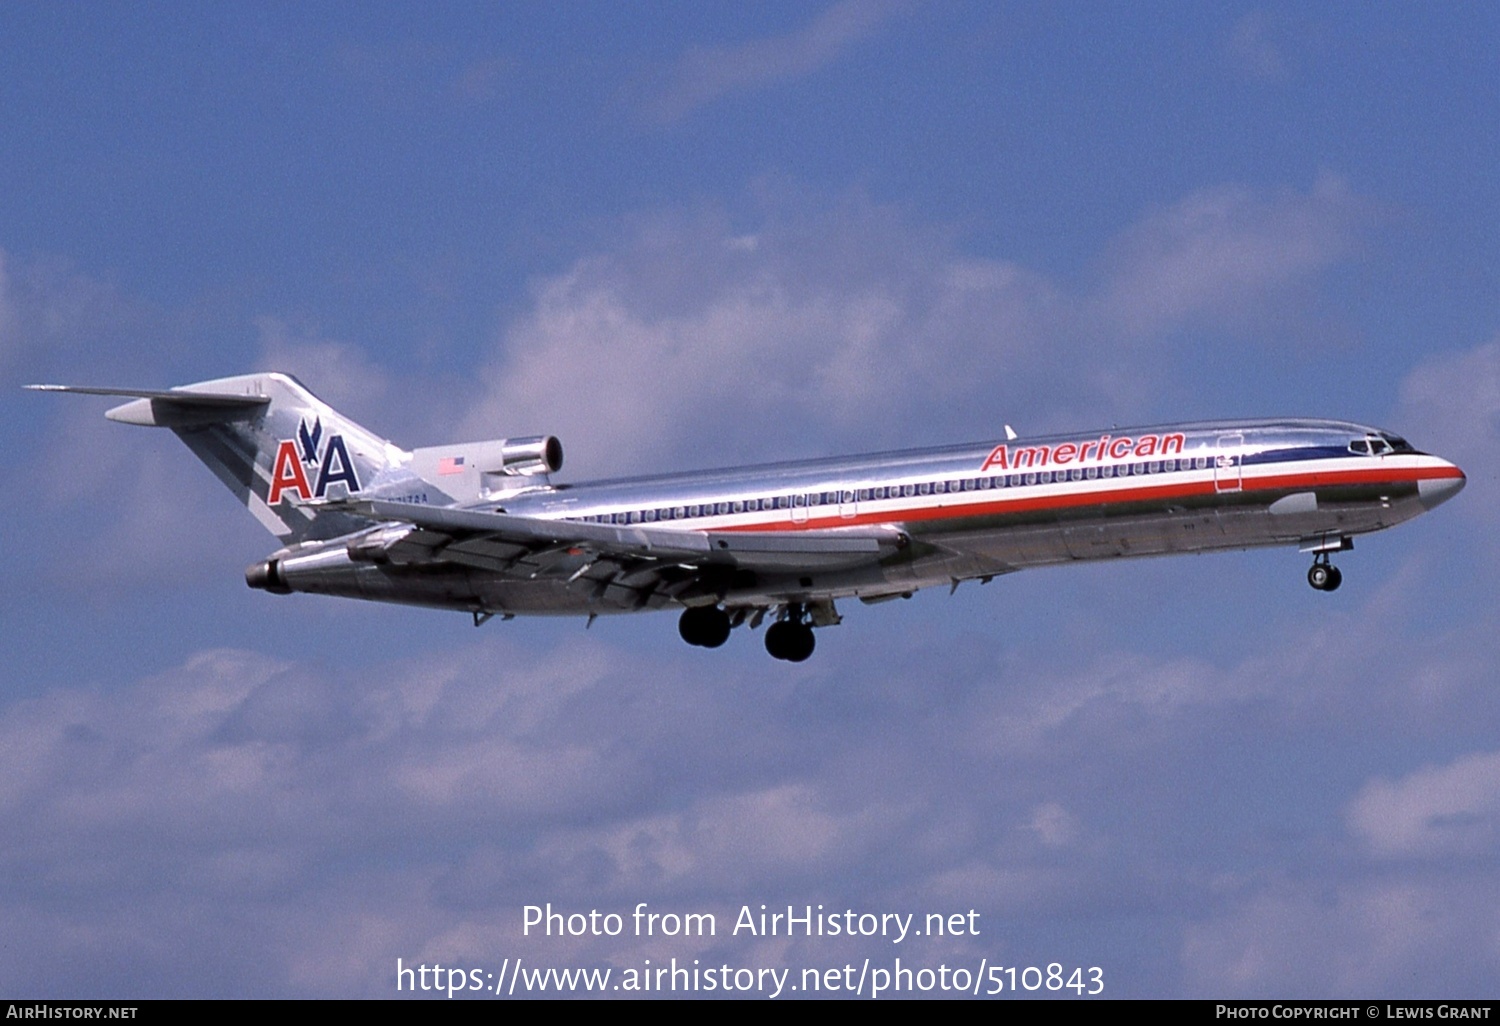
[255,317,394,423]
[8,179,1460,996]
[0,249,17,372]
[1347,750,1500,859]
[0,248,153,384]
[1027,802,1077,847]
[3,545,1497,996]
[458,198,1056,474]
[1226,11,1289,82]
[29,400,261,592]
[1399,337,1500,527]
[1093,173,1361,340]
[643,0,911,123]
[1182,879,1500,996]
[463,180,1361,477]
[25,317,411,596]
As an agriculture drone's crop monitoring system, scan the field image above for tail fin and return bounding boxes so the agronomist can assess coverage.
[30,372,430,543]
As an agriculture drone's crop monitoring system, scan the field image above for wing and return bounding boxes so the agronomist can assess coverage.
[333,498,909,606]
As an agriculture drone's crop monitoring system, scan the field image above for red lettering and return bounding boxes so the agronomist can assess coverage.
[1014,446,1050,468]
[1162,432,1185,455]
[982,444,1009,471]
[1134,435,1158,457]
[1109,437,1134,459]
[1054,443,1077,464]
[268,440,312,504]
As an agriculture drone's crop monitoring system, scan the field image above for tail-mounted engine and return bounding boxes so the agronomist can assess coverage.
[410,435,564,500]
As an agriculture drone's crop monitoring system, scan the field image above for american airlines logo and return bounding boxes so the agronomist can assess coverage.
[981,432,1187,472]
[268,416,361,504]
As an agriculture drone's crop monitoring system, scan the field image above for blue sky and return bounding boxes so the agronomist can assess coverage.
[3,1,1498,998]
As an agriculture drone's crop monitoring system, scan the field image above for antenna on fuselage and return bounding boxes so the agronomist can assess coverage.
[1004,425,1018,440]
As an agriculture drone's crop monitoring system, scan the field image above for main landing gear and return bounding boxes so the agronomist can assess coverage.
[678,605,731,648]
[677,602,818,661]
[1307,553,1343,592]
[764,611,815,662]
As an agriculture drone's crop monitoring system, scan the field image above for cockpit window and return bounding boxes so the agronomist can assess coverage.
[1351,434,1410,457]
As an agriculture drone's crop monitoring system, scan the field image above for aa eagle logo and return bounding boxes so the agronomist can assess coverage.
[267,416,361,504]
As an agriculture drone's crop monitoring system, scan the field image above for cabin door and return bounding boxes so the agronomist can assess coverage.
[1214,433,1243,493]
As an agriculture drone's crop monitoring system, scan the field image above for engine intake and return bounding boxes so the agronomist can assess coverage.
[412,435,562,478]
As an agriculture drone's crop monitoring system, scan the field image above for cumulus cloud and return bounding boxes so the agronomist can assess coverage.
[0,248,154,385]
[462,179,1363,477]
[1092,173,1362,340]
[255,317,397,427]
[1225,11,1289,82]
[1399,337,1500,526]
[641,0,911,123]
[0,249,17,372]
[19,319,383,598]
[1347,750,1500,860]
[26,317,413,596]
[1182,879,1500,997]
[10,179,1467,997]
[5,547,1493,996]
[458,197,1058,474]
[28,396,261,593]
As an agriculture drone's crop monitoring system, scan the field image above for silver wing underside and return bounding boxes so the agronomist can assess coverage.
[262,498,947,617]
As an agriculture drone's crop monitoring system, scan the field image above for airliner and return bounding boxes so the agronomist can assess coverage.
[30,373,1465,661]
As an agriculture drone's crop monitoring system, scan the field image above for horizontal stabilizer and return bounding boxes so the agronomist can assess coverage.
[26,384,271,427]
[26,384,272,405]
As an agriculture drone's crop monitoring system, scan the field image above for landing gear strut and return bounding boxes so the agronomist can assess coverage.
[1307,553,1343,592]
[679,605,731,648]
[764,604,816,662]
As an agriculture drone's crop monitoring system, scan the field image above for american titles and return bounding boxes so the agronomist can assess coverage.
[982,432,1187,472]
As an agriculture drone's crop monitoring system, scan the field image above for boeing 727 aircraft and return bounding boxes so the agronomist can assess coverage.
[30,373,1465,661]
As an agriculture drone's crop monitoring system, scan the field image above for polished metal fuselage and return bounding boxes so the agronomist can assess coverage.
[270,418,1465,616]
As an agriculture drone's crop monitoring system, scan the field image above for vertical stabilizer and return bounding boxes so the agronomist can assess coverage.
[33,373,441,543]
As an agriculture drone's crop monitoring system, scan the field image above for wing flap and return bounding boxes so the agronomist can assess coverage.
[338,498,900,574]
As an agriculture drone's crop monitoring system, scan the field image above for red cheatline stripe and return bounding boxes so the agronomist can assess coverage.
[710,462,1462,534]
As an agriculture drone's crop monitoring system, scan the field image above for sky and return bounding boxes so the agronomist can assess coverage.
[2,0,1498,999]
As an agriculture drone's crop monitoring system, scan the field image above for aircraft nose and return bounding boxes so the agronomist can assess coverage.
[1418,464,1466,510]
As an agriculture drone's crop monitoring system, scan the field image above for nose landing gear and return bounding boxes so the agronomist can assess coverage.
[1307,554,1343,592]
